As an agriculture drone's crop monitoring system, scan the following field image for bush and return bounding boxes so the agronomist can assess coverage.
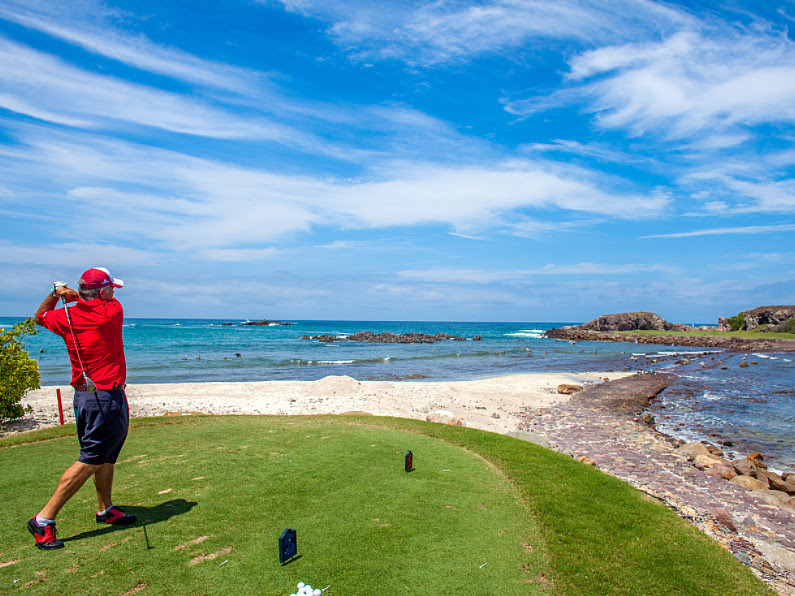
[0,318,40,422]
[726,311,746,331]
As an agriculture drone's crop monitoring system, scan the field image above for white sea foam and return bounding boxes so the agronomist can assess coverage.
[506,329,545,338]
[316,360,355,365]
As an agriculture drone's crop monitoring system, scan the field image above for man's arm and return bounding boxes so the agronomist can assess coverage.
[34,285,79,326]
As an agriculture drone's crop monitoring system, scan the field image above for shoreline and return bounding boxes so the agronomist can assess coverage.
[545,327,795,352]
[10,371,628,437]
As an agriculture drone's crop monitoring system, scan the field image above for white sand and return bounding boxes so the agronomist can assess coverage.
[21,371,630,436]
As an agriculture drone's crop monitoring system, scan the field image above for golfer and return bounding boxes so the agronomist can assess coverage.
[28,267,136,550]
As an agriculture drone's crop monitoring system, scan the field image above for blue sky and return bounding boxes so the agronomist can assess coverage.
[1,0,793,322]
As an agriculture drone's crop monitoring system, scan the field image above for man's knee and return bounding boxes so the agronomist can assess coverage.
[64,461,102,482]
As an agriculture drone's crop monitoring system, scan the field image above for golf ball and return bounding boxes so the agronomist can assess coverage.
[313,590,322,596]
[297,583,305,590]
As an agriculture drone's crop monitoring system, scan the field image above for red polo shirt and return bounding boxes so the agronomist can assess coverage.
[40,298,126,389]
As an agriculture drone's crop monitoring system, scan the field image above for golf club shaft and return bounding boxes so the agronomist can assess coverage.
[57,285,95,391]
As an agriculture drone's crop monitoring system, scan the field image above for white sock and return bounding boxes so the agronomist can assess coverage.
[36,515,55,525]
[98,505,113,515]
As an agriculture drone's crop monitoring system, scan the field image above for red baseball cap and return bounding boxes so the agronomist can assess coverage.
[81,267,124,289]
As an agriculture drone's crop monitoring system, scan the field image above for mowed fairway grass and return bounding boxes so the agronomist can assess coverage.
[0,415,768,595]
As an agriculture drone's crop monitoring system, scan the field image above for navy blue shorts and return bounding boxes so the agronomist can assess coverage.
[74,389,129,465]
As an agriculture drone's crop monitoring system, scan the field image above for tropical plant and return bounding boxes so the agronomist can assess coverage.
[726,311,746,331]
[0,318,40,422]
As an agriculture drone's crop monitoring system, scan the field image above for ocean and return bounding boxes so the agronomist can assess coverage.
[3,317,793,471]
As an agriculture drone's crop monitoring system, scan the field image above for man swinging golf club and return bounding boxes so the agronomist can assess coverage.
[28,267,136,550]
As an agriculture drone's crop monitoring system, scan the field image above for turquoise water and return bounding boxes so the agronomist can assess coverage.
[3,317,793,471]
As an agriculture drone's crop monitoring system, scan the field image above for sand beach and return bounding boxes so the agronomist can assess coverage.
[17,371,626,435]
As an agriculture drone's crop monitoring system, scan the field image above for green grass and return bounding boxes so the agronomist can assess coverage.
[618,329,795,340]
[0,415,769,595]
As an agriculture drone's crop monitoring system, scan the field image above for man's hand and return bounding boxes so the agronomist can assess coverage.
[34,283,78,325]
[53,283,79,303]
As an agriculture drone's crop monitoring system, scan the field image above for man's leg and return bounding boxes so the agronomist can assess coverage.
[93,463,114,513]
[39,460,101,520]
[93,461,136,525]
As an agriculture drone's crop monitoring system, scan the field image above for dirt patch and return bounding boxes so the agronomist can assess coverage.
[189,546,232,565]
[175,535,212,551]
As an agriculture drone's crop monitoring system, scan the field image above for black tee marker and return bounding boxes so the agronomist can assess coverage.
[405,450,414,472]
[279,528,297,564]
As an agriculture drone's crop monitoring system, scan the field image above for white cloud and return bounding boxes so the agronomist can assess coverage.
[568,30,795,138]
[0,241,156,267]
[316,240,369,249]
[398,262,677,283]
[0,1,265,93]
[683,173,795,214]
[3,129,667,253]
[0,38,292,140]
[642,224,795,239]
[198,248,283,261]
[272,0,692,66]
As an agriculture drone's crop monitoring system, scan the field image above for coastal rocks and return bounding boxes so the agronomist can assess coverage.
[425,410,466,426]
[569,372,673,415]
[750,489,792,507]
[302,331,475,343]
[733,458,759,478]
[708,507,737,532]
[677,445,795,509]
[675,442,713,459]
[705,464,737,480]
[742,305,795,331]
[693,454,727,470]
[575,311,689,332]
[240,318,293,326]
[556,384,583,395]
[730,475,769,490]
[348,331,466,343]
[544,327,795,352]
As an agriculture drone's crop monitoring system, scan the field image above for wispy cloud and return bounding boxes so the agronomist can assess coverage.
[0,1,265,93]
[2,127,667,254]
[398,262,677,283]
[315,240,369,250]
[682,172,795,214]
[0,38,291,140]
[568,29,795,138]
[642,224,795,239]
[272,0,692,66]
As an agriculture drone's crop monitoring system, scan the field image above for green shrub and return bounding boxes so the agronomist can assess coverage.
[0,318,40,422]
[726,311,746,331]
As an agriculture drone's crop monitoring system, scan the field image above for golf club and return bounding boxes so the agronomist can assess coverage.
[56,282,97,393]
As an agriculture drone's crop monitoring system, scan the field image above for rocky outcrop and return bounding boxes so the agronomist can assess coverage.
[578,311,689,332]
[302,331,478,343]
[544,327,795,351]
[718,305,795,332]
[743,305,795,331]
[768,315,795,333]
[569,372,674,414]
[240,318,293,326]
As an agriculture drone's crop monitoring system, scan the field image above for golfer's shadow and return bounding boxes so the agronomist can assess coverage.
[64,499,197,542]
